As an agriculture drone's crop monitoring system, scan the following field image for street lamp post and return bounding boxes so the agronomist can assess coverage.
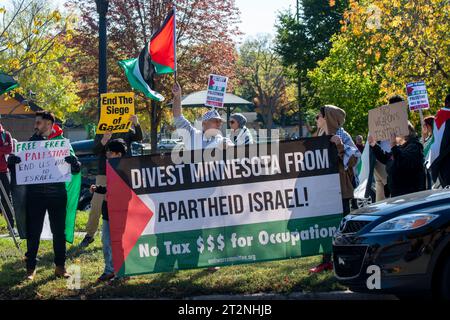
[95,0,109,119]
[296,0,303,137]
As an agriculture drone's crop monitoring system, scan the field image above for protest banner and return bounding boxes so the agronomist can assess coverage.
[14,139,71,185]
[368,101,409,141]
[406,81,430,112]
[97,92,135,134]
[107,136,344,276]
[205,74,228,108]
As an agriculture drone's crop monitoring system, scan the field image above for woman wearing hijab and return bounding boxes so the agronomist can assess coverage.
[310,105,361,273]
[228,113,253,145]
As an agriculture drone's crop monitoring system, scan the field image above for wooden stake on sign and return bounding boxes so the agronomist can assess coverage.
[419,108,425,143]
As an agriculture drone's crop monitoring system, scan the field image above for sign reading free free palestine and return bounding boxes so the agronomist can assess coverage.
[14,139,71,185]
[205,74,228,108]
[406,81,430,111]
[107,137,343,276]
[97,92,135,134]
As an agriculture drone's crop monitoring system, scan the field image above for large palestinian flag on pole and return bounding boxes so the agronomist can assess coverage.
[428,107,450,182]
[106,137,344,277]
[118,8,176,102]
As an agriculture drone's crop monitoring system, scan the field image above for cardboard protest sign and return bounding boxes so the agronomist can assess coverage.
[107,137,343,276]
[368,101,409,141]
[97,92,135,134]
[406,81,430,111]
[205,74,228,108]
[14,139,71,185]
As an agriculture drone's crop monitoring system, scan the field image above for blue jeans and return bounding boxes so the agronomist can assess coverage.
[101,219,114,274]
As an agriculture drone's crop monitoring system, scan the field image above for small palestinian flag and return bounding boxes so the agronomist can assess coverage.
[428,106,450,181]
[118,8,176,102]
[0,72,19,95]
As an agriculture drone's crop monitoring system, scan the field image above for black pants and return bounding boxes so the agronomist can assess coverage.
[25,194,67,270]
[0,172,14,229]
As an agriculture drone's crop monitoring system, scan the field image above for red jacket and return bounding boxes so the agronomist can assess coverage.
[0,125,13,173]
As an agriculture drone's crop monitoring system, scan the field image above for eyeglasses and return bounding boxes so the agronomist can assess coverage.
[229,120,236,124]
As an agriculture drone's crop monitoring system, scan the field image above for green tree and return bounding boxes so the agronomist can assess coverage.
[275,0,349,109]
[236,35,297,131]
[0,0,80,120]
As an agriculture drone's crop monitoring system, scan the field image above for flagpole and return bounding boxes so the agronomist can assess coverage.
[173,3,177,83]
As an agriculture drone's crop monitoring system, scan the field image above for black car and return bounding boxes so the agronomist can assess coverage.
[333,189,450,299]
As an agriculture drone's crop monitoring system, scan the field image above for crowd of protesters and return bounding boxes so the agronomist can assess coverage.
[1,87,450,282]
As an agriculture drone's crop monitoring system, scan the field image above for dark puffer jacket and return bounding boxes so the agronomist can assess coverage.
[371,137,426,197]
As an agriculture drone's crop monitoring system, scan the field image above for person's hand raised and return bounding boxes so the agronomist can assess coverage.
[101,131,113,146]
[172,82,181,97]
[368,134,377,147]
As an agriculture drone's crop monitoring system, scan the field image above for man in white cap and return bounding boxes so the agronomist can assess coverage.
[172,82,234,150]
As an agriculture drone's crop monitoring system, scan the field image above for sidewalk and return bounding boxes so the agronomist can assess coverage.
[188,290,398,300]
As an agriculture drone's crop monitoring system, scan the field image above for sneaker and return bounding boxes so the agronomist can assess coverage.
[206,266,220,272]
[25,268,36,281]
[97,273,115,282]
[78,235,94,249]
[309,262,333,274]
[55,266,71,279]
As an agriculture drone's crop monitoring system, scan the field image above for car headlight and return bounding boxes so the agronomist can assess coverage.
[370,213,438,232]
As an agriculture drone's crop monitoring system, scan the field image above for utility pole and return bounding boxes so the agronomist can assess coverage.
[296,0,303,137]
[96,0,109,119]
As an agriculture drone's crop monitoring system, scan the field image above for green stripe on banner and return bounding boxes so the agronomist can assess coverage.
[118,214,342,277]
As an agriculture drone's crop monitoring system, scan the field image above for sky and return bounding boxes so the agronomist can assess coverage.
[235,0,295,39]
[50,0,296,40]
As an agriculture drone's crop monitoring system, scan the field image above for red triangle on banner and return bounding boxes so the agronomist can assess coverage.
[106,162,154,274]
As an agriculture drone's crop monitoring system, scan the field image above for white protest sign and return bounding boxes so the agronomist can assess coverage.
[406,81,430,111]
[205,74,228,108]
[14,139,72,185]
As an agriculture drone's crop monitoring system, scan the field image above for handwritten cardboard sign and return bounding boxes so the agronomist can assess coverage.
[97,92,135,134]
[406,81,430,111]
[368,101,409,141]
[14,139,72,185]
[205,74,228,108]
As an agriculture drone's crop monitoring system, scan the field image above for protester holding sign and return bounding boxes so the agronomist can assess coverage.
[79,114,142,249]
[369,95,407,202]
[310,105,361,274]
[0,118,15,231]
[228,113,253,145]
[368,123,426,197]
[172,82,234,150]
[7,111,81,280]
[90,139,128,282]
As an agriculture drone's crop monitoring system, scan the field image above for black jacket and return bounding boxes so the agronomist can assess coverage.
[371,137,426,197]
[93,125,143,175]
[25,134,81,198]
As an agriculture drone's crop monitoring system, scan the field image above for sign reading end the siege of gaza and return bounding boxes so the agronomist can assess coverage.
[14,139,72,185]
[97,92,135,134]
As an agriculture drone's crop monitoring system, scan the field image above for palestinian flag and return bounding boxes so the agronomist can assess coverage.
[118,8,176,102]
[428,107,450,182]
[0,72,19,95]
[150,7,176,74]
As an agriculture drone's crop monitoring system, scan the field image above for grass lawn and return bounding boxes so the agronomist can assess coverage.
[0,211,344,299]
